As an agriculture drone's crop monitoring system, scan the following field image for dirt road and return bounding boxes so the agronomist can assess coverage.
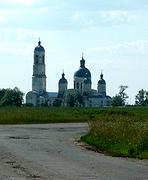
[0,123,147,180]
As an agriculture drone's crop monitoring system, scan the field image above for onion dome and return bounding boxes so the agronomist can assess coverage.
[34,39,45,52]
[74,56,91,79]
[59,72,68,84]
[98,73,106,84]
[84,78,91,84]
[84,73,91,84]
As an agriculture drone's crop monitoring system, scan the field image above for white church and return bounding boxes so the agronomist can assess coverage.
[26,40,112,107]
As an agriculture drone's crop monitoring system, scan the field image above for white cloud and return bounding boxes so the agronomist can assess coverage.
[90,40,148,54]
[0,1,142,30]
[5,0,35,5]
[71,10,139,28]
[100,10,139,24]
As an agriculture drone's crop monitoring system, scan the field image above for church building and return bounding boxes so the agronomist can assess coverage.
[26,40,57,106]
[26,40,112,107]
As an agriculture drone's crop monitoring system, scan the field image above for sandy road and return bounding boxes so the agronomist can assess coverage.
[0,123,147,180]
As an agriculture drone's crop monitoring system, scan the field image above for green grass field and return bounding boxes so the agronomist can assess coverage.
[0,107,90,124]
[81,107,148,159]
[0,106,148,159]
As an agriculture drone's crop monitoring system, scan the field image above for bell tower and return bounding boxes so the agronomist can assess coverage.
[58,72,68,97]
[97,72,106,96]
[32,39,46,93]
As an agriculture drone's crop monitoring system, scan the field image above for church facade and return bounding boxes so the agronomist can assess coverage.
[26,40,112,107]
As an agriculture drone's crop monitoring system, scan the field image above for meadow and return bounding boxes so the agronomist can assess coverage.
[0,106,148,159]
[81,107,148,159]
[0,107,89,124]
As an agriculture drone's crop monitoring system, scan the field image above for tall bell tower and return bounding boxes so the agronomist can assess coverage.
[32,39,46,93]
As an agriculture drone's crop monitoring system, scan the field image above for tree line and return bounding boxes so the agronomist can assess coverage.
[0,86,147,107]
[112,86,148,106]
[0,87,24,107]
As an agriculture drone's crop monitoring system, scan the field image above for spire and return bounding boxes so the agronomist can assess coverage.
[100,70,103,79]
[82,52,84,60]
[62,70,65,78]
[80,53,85,67]
[38,38,41,46]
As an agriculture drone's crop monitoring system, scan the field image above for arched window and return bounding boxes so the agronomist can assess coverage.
[43,55,45,63]
[35,55,38,64]
[77,82,79,89]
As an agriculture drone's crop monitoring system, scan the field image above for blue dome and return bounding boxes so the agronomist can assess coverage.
[74,67,91,78]
[59,78,67,84]
[84,77,91,84]
[98,73,106,84]
[74,57,91,79]
[98,79,106,84]
[59,73,68,84]
[34,41,45,52]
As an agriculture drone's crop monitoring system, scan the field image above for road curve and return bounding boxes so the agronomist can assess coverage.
[0,123,147,180]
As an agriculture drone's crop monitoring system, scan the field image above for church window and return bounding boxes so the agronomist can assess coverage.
[35,55,38,64]
[77,82,79,89]
[43,55,45,63]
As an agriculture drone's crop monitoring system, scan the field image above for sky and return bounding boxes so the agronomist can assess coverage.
[0,0,148,104]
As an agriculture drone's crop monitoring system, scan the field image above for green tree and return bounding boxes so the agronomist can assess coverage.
[0,89,7,100]
[112,85,129,106]
[66,91,83,107]
[0,87,24,106]
[112,95,123,106]
[67,94,75,107]
[53,98,62,107]
[135,89,148,106]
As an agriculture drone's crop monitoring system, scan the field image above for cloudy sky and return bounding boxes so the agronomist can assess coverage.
[0,0,148,104]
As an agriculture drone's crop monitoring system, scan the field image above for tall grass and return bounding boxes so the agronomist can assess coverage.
[81,108,148,159]
[0,106,91,124]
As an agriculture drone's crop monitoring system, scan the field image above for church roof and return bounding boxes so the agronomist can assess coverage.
[89,94,104,98]
[59,72,68,84]
[98,73,106,85]
[47,92,58,97]
[98,79,106,84]
[74,56,91,79]
[34,40,45,52]
[84,77,91,84]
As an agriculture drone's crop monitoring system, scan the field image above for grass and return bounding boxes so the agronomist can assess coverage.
[0,106,148,159]
[0,106,91,124]
[81,107,148,159]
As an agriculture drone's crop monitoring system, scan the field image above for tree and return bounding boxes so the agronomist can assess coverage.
[53,98,62,107]
[112,95,123,106]
[0,89,7,100]
[65,91,83,107]
[135,89,148,106]
[112,85,129,106]
[66,94,75,107]
[0,87,24,107]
